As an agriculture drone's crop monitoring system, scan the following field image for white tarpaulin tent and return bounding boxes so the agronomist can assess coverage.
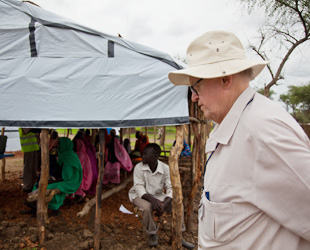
[2,127,21,151]
[0,0,189,128]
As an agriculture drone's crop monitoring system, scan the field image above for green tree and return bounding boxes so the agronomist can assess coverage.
[239,0,310,97]
[257,88,276,99]
[279,83,310,122]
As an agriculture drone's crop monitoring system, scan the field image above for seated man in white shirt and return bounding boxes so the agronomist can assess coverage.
[128,143,194,249]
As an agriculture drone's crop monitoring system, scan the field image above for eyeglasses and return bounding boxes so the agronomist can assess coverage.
[189,78,203,96]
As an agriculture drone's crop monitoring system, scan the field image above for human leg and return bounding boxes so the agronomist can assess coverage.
[23,151,39,192]
[133,197,158,246]
[133,197,158,235]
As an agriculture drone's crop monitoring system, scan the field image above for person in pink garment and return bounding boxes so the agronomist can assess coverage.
[84,139,98,194]
[72,129,98,195]
[103,129,133,184]
[74,138,93,202]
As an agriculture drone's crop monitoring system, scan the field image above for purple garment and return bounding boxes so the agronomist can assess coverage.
[85,141,98,194]
[103,137,133,184]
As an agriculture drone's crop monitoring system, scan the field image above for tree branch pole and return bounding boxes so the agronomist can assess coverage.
[37,129,49,249]
[77,175,132,217]
[186,121,201,231]
[1,127,5,181]
[169,125,184,250]
[94,129,105,250]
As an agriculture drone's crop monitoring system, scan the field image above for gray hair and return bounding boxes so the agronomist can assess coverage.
[236,68,254,80]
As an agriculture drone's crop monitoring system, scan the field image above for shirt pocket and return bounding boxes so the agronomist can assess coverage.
[200,196,235,243]
[154,176,164,194]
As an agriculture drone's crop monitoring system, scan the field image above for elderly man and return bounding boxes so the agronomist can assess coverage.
[129,143,194,249]
[168,31,310,250]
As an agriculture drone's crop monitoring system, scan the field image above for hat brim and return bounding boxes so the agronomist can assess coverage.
[168,59,269,86]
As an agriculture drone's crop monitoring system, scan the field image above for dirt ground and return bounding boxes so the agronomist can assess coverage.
[0,152,200,250]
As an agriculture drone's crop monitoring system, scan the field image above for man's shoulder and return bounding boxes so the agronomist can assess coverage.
[241,93,305,139]
[158,160,170,173]
[134,161,145,169]
[158,160,168,167]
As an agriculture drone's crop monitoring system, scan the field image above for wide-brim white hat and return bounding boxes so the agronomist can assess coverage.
[168,31,269,86]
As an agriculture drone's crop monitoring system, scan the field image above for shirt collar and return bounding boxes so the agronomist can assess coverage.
[141,160,164,174]
[205,86,255,153]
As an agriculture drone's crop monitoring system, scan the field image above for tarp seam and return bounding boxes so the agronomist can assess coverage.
[108,40,114,58]
[28,17,37,57]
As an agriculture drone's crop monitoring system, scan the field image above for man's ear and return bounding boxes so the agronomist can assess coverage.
[221,75,233,89]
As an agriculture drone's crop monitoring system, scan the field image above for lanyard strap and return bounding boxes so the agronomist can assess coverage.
[203,143,219,178]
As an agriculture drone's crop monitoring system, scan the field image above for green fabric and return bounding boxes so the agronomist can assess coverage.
[19,128,39,152]
[34,137,82,210]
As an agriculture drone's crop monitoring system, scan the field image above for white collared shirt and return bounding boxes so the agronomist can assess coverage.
[199,86,310,249]
[128,160,173,203]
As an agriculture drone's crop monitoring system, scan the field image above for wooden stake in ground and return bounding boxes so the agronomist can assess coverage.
[1,127,5,181]
[37,129,49,249]
[168,125,183,250]
[160,126,166,156]
[94,129,105,250]
[186,120,201,231]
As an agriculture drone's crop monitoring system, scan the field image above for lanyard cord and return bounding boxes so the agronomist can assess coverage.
[203,143,219,178]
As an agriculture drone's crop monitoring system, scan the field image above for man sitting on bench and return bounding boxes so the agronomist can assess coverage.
[128,143,194,249]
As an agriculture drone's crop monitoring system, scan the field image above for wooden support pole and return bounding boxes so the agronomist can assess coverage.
[128,128,131,143]
[186,122,201,231]
[120,128,123,144]
[37,129,49,249]
[94,129,105,250]
[160,127,166,156]
[168,125,183,250]
[1,127,5,181]
[90,129,97,145]
[1,157,5,181]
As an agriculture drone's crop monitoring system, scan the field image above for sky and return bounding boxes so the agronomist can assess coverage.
[32,0,310,102]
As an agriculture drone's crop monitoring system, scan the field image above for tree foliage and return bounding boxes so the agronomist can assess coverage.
[279,82,310,122]
[257,88,276,99]
[238,0,310,97]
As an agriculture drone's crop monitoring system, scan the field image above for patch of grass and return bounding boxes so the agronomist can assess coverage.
[56,129,78,136]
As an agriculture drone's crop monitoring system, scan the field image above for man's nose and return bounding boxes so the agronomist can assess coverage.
[191,91,199,102]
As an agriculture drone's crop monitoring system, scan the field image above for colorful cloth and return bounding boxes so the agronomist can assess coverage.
[134,134,149,154]
[49,135,58,152]
[34,137,82,210]
[75,139,93,197]
[180,140,192,157]
[19,128,39,152]
[103,137,133,184]
[85,141,98,194]
[140,135,149,154]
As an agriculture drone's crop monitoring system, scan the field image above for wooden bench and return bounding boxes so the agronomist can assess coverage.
[0,153,14,159]
[158,156,192,172]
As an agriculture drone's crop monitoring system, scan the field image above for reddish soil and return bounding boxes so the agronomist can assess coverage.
[0,152,199,249]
